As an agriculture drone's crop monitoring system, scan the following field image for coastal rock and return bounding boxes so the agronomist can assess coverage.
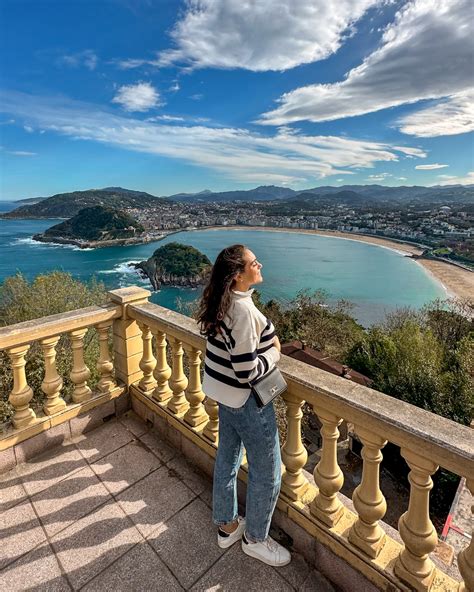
[134,242,211,291]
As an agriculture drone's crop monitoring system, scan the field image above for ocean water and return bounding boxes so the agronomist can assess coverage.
[0,201,446,326]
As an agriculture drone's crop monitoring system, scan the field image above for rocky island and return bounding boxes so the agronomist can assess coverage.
[134,242,211,290]
[33,205,146,248]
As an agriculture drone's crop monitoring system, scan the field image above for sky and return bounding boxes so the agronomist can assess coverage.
[0,0,473,200]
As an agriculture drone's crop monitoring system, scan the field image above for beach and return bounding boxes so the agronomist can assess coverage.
[217,226,473,302]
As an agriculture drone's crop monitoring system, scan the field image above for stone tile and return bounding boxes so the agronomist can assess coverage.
[15,422,71,465]
[116,465,196,538]
[119,410,148,438]
[199,485,213,510]
[0,446,16,474]
[131,397,155,424]
[82,540,183,592]
[190,542,294,592]
[0,469,28,512]
[18,442,86,497]
[51,499,142,590]
[139,428,178,463]
[181,436,215,480]
[115,390,131,417]
[148,498,223,589]
[69,400,115,437]
[299,569,337,592]
[90,440,161,496]
[31,465,111,537]
[1,499,46,570]
[167,453,210,496]
[74,419,135,464]
[0,542,70,592]
[278,551,312,590]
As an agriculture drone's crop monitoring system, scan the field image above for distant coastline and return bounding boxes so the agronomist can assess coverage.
[202,225,473,302]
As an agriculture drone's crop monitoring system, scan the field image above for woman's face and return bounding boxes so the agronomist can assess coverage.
[237,249,263,287]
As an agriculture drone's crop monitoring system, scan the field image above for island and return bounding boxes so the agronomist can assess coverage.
[134,242,211,290]
[33,205,146,248]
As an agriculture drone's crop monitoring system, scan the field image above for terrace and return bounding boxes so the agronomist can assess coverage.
[0,286,472,591]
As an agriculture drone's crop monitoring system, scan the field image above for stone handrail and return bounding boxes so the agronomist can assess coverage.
[0,303,122,430]
[127,298,473,592]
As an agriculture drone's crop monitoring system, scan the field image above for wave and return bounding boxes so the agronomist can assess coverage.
[98,260,151,288]
[98,261,141,275]
[10,237,94,251]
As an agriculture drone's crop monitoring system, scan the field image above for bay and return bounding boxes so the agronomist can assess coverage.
[0,204,446,326]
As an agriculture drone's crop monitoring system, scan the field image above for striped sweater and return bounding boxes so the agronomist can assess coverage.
[202,289,280,408]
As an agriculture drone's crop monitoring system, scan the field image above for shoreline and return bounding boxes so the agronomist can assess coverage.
[202,226,473,302]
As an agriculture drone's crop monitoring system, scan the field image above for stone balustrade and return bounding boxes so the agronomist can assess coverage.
[0,286,472,592]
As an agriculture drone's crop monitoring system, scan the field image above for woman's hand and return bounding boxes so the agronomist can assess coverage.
[273,335,281,352]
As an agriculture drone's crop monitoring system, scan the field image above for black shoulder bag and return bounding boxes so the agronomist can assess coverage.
[251,366,287,407]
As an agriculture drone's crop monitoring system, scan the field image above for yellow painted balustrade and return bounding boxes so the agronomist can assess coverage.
[1,288,472,592]
[0,303,123,442]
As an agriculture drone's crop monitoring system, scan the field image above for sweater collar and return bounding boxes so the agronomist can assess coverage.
[231,288,254,299]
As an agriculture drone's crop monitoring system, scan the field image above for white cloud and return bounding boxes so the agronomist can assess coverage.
[112,82,162,112]
[59,50,98,71]
[415,163,449,170]
[397,90,474,137]
[123,0,381,72]
[0,91,427,185]
[24,125,34,133]
[259,0,473,125]
[169,81,180,92]
[434,171,474,186]
[8,150,37,156]
[147,115,185,122]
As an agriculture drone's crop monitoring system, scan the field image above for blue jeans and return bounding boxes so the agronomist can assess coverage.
[213,393,281,542]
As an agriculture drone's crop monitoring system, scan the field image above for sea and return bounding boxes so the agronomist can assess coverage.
[0,200,446,327]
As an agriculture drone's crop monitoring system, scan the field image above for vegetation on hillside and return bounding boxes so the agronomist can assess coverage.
[40,206,145,241]
[149,242,211,276]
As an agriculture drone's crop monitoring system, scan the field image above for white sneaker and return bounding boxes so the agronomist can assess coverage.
[241,532,291,566]
[217,516,246,549]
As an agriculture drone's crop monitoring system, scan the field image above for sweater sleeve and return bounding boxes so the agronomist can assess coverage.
[220,310,280,384]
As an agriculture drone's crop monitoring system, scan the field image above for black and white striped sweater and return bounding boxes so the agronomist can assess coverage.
[202,289,280,408]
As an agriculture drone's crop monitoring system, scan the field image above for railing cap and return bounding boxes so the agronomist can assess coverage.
[108,286,151,304]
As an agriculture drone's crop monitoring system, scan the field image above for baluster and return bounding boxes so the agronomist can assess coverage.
[95,322,116,394]
[167,337,189,415]
[70,328,92,403]
[457,478,473,592]
[348,426,387,558]
[151,329,173,404]
[394,449,438,591]
[310,406,344,527]
[183,345,208,427]
[138,323,157,395]
[7,344,36,428]
[203,397,219,444]
[40,336,66,415]
[280,391,310,501]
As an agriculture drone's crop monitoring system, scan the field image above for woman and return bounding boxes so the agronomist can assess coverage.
[198,244,291,567]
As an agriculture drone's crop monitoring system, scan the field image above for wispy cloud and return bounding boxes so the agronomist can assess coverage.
[119,0,381,72]
[415,163,448,170]
[7,150,37,156]
[112,82,162,112]
[397,90,474,137]
[434,171,474,186]
[258,0,473,126]
[58,50,98,71]
[0,91,427,185]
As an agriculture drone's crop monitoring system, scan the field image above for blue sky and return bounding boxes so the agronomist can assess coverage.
[0,0,473,200]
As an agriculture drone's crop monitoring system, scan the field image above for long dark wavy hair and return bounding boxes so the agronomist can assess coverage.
[197,244,247,337]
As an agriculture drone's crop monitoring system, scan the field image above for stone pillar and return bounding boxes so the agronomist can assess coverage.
[7,344,36,428]
[310,405,344,527]
[137,323,157,395]
[348,426,387,558]
[95,321,116,394]
[395,449,439,592]
[167,337,189,415]
[40,335,66,415]
[183,345,208,428]
[152,329,173,404]
[203,398,219,444]
[280,391,310,501]
[458,478,473,592]
[70,328,92,403]
[108,287,151,387]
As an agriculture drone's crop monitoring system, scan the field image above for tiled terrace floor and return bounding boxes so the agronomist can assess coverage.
[1,412,336,591]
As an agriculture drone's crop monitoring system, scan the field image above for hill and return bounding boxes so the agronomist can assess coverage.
[2,188,165,219]
[33,206,145,245]
[134,242,211,290]
[170,185,296,202]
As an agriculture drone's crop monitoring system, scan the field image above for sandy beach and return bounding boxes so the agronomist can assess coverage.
[209,226,473,302]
